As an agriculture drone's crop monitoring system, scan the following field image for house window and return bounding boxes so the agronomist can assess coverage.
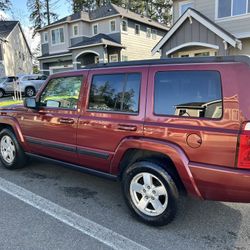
[135,24,140,35]
[93,24,98,35]
[179,1,194,16]
[110,20,116,32]
[109,54,119,62]
[122,55,128,61]
[43,32,48,43]
[218,0,250,18]
[73,24,79,37]
[146,28,151,38]
[152,29,157,39]
[122,20,128,32]
[51,27,64,45]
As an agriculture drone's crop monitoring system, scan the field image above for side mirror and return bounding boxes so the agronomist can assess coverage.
[24,97,37,109]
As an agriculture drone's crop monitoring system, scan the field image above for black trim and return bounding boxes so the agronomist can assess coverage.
[26,153,117,181]
[26,137,76,152]
[26,137,110,160]
[77,148,109,160]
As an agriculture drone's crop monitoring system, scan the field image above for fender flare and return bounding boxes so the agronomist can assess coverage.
[0,115,29,151]
[111,137,202,199]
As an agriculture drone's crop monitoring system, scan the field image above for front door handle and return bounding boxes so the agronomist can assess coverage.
[59,118,75,124]
[117,124,137,132]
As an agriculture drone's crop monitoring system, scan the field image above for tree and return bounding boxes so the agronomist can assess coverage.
[44,0,58,25]
[0,0,11,11]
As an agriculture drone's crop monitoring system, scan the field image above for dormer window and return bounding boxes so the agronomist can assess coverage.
[179,1,194,16]
[122,20,128,32]
[110,20,116,32]
[72,24,79,37]
[43,32,48,43]
[217,0,250,19]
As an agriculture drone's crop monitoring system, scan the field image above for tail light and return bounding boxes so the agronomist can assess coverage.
[238,122,250,169]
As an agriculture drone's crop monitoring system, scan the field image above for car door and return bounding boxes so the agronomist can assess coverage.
[76,67,147,172]
[4,77,16,93]
[18,72,86,164]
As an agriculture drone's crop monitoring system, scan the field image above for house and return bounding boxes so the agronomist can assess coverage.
[37,3,168,74]
[0,21,33,76]
[152,0,250,58]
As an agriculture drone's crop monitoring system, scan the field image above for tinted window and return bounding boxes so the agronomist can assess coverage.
[40,76,82,109]
[154,71,222,119]
[89,73,141,113]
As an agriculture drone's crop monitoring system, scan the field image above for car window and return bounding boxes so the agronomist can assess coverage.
[154,71,222,119]
[28,76,39,80]
[88,73,141,114]
[0,77,7,83]
[40,76,83,109]
[40,75,47,80]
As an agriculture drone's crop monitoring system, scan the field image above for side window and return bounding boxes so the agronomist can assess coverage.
[154,71,222,119]
[88,73,141,114]
[40,76,82,109]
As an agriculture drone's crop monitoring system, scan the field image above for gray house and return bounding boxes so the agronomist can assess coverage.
[152,0,250,58]
[38,3,168,74]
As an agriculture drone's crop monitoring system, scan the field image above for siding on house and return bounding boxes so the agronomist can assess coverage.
[2,24,32,76]
[229,38,250,55]
[161,18,227,57]
[121,19,165,61]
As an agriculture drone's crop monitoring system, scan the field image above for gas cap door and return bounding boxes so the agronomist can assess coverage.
[186,133,202,149]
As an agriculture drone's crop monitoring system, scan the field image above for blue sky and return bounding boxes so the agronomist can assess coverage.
[9,0,71,27]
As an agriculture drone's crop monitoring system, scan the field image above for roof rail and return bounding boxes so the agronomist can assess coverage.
[83,55,250,70]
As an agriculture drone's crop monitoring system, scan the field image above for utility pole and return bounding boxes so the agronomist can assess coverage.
[45,0,50,25]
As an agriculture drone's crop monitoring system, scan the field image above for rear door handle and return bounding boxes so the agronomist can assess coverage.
[59,118,75,124]
[117,124,137,132]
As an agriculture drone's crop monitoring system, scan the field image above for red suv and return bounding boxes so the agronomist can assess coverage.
[1,56,250,226]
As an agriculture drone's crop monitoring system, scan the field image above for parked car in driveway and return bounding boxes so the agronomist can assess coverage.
[18,74,47,97]
[0,56,250,226]
[0,76,18,98]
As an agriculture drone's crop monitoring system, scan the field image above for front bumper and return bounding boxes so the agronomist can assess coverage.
[189,163,250,203]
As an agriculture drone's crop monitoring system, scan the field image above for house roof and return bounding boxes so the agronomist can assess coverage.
[152,8,241,55]
[0,21,19,41]
[38,51,72,60]
[0,21,32,56]
[39,3,168,31]
[69,33,124,50]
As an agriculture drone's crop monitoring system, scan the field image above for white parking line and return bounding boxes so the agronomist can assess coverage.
[0,177,149,250]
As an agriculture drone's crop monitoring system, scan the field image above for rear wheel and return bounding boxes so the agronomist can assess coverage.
[0,129,27,169]
[0,89,4,98]
[122,161,179,226]
[25,87,35,97]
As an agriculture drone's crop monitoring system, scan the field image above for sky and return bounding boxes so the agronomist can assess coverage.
[1,0,72,54]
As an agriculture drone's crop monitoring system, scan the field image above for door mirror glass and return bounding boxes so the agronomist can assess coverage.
[24,97,37,109]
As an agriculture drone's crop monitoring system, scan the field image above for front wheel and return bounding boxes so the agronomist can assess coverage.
[0,89,4,98]
[0,129,27,169]
[122,161,179,226]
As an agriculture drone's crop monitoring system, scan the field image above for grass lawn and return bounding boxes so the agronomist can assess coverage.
[0,100,22,107]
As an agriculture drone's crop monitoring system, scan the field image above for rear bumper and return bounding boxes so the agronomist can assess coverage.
[189,163,250,203]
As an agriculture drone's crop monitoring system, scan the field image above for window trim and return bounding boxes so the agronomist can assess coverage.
[39,76,83,111]
[42,32,48,44]
[87,73,142,115]
[92,23,99,35]
[50,26,65,46]
[179,0,194,16]
[109,19,116,33]
[109,54,119,62]
[215,0,250,20]
[121,19,128,33]
[153,70,224,121]
[135,24,140,35]
[72,24,79,37]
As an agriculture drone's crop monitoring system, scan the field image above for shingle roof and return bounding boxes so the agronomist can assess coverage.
[69,33,123,49]
[41,3,168,31]
[0,21,18,40]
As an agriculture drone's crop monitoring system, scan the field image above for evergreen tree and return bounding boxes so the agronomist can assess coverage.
[44,0,58,25]
[0,0,11,11]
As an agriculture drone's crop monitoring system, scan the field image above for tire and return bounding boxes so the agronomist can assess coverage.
[25,87,36,97]
[0,128,27,169]
[122,161,179,226]
[0,89,4,98]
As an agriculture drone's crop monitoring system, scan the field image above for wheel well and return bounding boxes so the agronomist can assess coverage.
[0,124,15,134]
[0,88,5,94]
[25,86,35,92]
[118,149,186,194]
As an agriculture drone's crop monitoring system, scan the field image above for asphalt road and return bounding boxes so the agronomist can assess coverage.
[0,159,250,250]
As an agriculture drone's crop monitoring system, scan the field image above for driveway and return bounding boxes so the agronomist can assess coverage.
[0,159,249,250]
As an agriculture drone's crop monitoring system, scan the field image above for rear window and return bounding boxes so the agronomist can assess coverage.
[88,73,141,114]
[154,71,223,119]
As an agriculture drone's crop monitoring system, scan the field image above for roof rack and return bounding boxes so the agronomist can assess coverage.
[83,55,250,70]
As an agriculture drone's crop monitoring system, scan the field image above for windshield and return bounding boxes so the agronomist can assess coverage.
[0,77,7,83]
